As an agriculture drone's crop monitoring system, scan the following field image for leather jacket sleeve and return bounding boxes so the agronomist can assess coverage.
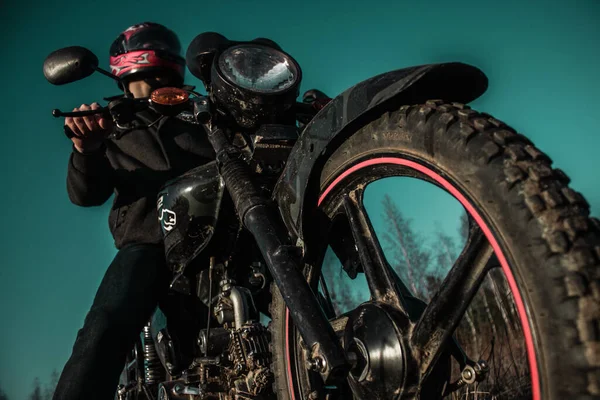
[66,145,114,206]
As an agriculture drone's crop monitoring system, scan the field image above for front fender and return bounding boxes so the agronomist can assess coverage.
[273,62,488,243]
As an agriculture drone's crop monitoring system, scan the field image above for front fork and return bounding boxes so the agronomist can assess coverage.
[202,121,349,384]
[199,117,485,390]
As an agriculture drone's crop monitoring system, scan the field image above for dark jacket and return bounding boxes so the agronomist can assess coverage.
[67,110,215,249]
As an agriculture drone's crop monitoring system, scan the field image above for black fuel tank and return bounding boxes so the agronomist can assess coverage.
[157,161,225,268]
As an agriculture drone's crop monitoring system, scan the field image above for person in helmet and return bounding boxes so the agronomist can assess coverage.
[109,22,186,90]
[53,22,211,400]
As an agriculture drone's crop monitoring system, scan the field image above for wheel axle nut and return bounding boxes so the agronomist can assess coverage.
[461,365,476,384]
[307,356,326,372]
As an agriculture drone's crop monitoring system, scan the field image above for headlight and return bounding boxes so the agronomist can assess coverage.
[217,45,299,94]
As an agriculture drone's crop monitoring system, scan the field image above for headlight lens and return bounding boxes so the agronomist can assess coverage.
[218,45,298,94]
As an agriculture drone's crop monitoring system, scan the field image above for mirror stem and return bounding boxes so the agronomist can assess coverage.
[94,67,133,98]
[94,66,120,82]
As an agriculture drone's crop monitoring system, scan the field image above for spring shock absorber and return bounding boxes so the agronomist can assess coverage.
[142,322,165,385]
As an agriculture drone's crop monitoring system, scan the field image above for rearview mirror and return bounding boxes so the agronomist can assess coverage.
[186,32,229,85]
[43,46,99,85]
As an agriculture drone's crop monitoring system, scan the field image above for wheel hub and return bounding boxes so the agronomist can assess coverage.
[345,303,409,399]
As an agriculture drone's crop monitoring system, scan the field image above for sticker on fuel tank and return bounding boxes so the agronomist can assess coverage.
[157,195,177,232]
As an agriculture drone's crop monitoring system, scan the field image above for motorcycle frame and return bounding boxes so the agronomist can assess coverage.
[203,62,488,383]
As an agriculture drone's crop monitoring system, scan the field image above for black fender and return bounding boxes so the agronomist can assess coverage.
[273,62,488,244]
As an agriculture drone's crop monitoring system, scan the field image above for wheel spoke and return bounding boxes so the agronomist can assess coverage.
[342,189,409,312]
[410,226,495,380]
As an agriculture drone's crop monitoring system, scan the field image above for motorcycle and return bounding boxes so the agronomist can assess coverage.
[43,32,600,400]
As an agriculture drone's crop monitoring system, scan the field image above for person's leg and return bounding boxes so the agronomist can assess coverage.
[158,286,208,375]
[53,244,169,400]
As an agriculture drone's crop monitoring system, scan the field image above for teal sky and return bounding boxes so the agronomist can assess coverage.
[1,0,599,398]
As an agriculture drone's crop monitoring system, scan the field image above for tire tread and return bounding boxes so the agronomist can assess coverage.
[269,101,600,398]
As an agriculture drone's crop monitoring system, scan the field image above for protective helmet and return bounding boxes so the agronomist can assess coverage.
[109,22,186,87]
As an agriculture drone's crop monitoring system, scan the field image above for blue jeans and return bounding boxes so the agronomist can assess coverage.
[53,243,204,400]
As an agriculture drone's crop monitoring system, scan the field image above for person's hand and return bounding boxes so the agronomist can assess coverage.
[65,103,113,153]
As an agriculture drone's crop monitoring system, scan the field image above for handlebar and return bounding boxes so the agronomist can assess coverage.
[52,108,108,118]
[53,107,112,139]
[52,94,328,140]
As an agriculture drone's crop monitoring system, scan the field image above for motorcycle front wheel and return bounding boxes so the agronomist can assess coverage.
[270,100,600,400]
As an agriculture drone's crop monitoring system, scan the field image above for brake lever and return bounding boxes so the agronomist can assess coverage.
[54,108,110,139]
[52,96,149,119]
[56,96,165,140]
[55,106,118,140]
[52,108,109,118]
[62,118,140,140]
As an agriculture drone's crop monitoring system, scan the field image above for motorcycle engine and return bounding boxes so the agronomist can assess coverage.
[227,322,273,398]
[158,322,273,400]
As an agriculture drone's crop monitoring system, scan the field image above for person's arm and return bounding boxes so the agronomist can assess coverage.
[67,145,114,206]
[64,102,115,206]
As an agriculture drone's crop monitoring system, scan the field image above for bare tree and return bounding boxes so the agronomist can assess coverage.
[0,384,8,400]
[459,209,469,241]
[481,289,498,339]
[489,268,520,332]
[29,378,42,400]
[432,227,458,287]
[381,195,432,300]
[43,370,59,400]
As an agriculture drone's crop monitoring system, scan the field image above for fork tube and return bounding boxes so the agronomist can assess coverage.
[205,126,349,383]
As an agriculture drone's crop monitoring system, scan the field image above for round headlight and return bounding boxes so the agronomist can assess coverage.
[217,45,299,94]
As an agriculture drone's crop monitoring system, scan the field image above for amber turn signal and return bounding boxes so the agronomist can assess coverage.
[150,87,189,106]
